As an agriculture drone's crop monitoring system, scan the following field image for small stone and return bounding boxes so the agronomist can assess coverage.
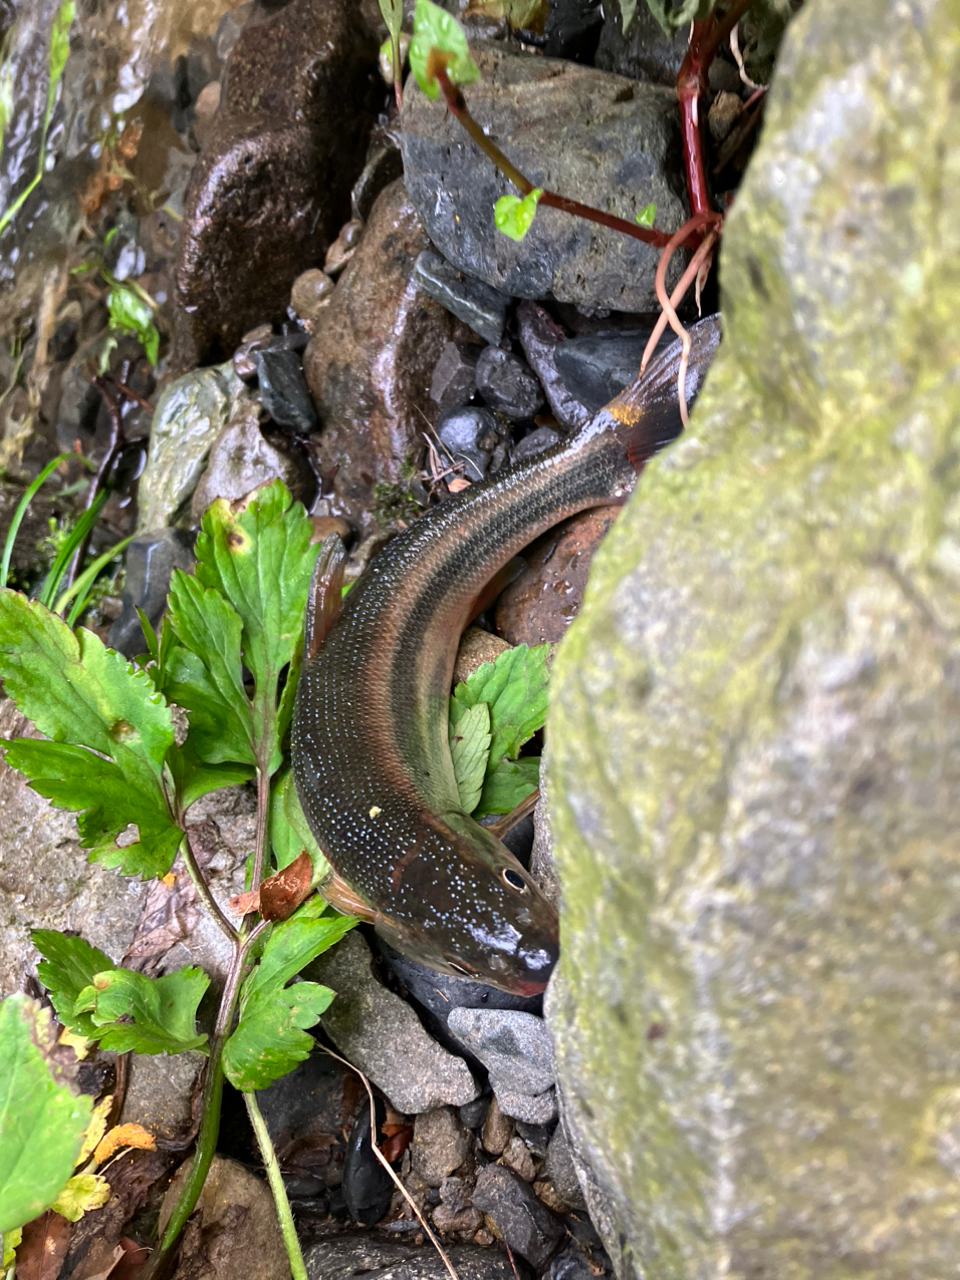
[440,1175,475,1213]
[430,341,479,417]
[453,628,513,689]
[256,348,318,435]
[324,218,364,276]
[493,1087,558,1127]
[515,1121,554,1158]
[120,1051,206,1145]
[511,426,561,465]
[412,1108,474,1188]
[481,1097,514,1157]
[534,1180,571,1216]
[475,347,543,420]
[232,326,274,379]
[707,89,744,143]
[501,1135,536,1182]
[306,932,479,1114]
[291,269,335,322]
[108,529,195,658]
[438,406,502,481]
[433,1204,484,1234]
[458,1096,490,1132]
[545,1127,584,1209]
[413,251,510,346]
[472,1165,564,1270]
[343,1098,393,1226]
[517,301,591,431]
[447,1008,556,1098]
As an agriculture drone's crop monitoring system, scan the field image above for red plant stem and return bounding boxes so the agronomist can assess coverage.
[432,60,704,252]
[677,0,755,216]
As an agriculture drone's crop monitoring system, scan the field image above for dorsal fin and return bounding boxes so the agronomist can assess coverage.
[305,534,348,660]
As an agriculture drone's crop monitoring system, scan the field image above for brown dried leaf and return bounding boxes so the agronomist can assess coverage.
[17,1211,73,1280]
[258,850,313,921]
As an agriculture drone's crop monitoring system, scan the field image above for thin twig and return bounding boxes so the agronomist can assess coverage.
[320,1046,462,1280]
[640,215,719,370]
[730,21,762,91]
[179,830,239,944]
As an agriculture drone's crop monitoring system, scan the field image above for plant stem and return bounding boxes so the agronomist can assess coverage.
[432,61,699,252]
[179,828,239,945]
[140,921,267,1280]
[245,1091,307,1280]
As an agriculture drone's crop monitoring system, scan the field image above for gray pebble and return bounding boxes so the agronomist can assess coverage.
[545,1126,586,1210]
[411,1107,473,1187]
[413,250,510,346]
[446,1007,555,1096]
[472,1165,564,1269]
[256,347,317,434]
[108,528,195,657]
[429,341,478,416]
[512,426,561,464]
[493,1086,558,1126]
[475,346,543,420]
[437,406,501,481]
[459,1096,490,1131]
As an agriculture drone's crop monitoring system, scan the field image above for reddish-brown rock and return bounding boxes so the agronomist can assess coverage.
[494,508,619,647]
[175,0,379,361]
[304,179,455,536]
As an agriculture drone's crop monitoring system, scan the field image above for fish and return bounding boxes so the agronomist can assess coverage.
[292,315,722,994]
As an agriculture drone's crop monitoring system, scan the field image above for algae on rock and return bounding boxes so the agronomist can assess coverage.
[546,1,960,1277]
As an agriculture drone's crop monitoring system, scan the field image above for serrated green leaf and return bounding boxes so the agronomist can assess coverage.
[223,898,356,1089]
[170,750,257,811]
[0,592,174,786]
[6,740,182,877]
[107,282,160,367]
[636,200,657,228]
[74,968,209,1055]
[494,188,543,242]
[193,483,318,775]
[50,1172,110,1222]
[475,756,540,817]
[33,931,115,1039]
[410,0,479,100]
[449,701,490,814]
[452,643,550,773]
[165,644,255,768]
[0,995,92,1235]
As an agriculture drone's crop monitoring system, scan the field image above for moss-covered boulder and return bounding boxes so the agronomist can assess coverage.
[546,2,960,1278]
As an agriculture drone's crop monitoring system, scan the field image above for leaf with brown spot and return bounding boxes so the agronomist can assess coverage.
[16,1210,73,1280]
[259,851,313,922]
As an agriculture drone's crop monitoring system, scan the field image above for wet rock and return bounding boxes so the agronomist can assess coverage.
[481,1096,514,1156]
[306,931,479,1114]
[304,180,455,537]
[413,251,511,346]
[514,1121,553,1158]
[255,347,317,435]
[433,1202,484,1234]
[291,269,336,325]
[545,1127,586,1211]
[324,218,365,277]
[437,406,501,481]
[402,48,685,313]
[343,1097,394,1225]
[549,1245,604,1280]
[136,362,245,532]
[430,341,479,417]
[472,1165,564,1270]
[529,771,560,911]
[476,347,543,420]
[160,1156,288,1280]
[190,400,313,522]
[511,426,561,465]
[0,703,147,997]
[447,1008,555,1100]
[351,139,405,223]
[494,509,618,647]
[257,1048,353,1192]
[594,1,690,85]
[304,1235,515,1280]
[547,3,960,1275]
[517,302,591,431]
[233,325,275,380]
[552,329,668,414]
[411,1107,473,1187]
[107,528,195,658]
[453,627,513,688]
[176,0,379,360]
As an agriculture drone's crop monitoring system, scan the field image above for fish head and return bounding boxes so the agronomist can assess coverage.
[376,821,559,995]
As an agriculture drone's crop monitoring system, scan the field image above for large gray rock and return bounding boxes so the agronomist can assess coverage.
[401,47,685,313]
[546,3,960,1278]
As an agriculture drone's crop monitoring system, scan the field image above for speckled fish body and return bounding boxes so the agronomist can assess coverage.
[292,317,722,994]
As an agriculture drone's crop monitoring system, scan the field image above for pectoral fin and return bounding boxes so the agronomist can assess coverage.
[320,869,378,922]
[306,535,348,659]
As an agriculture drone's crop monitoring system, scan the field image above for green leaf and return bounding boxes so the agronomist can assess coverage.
[170,751,256,811]
[617,0,637,33]
[451,643,550,773]
[449,701,491,814]
[3,1226,23,1269]
[279,768,329,880]
[0,995,92,1235]
[46,0,75,117]
[50,1173,111,1222]
[223,899,356,1089]
[107,282,160,367]
[494,188,543,242]
[6,740,182,877]
[192,483,319,775]
[165,644,255,767]
[476,756,540,818]
[74,967,209,1055]
[644,0,716,36]
[33,931,115,1039]
[636,200,657,228]
[410,0,480,100]
[378,0,403,40]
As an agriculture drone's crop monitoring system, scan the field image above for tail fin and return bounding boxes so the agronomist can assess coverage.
[608,314,723,471]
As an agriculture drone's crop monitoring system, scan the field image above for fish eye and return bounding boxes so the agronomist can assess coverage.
[502,868,527,892]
